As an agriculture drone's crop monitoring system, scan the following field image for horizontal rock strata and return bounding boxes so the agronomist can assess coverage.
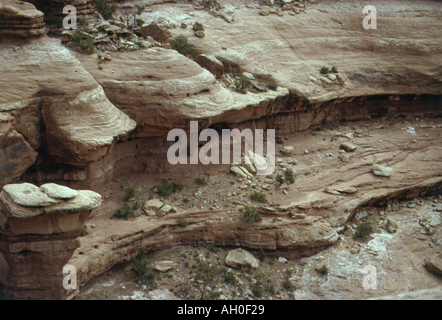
[0,0,45,38]
[0,183,102,300]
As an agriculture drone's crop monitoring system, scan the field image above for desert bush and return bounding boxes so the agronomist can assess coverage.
[79,225,88,237]
[284,168,295,184]
[131,248,158,289]
[282,280,296,292]
[320,66,330,74]
[70,28,95,54]
[250,191,268,203]
[331,66,338,73]
[177,216,189,227]
[252,284,263,297]
[136,18,145,27]
[123,185,136,201]
[156,179,183,196]
[258,248,266,262]
[113,201,140,219]
[243,205,263,223]
[170,35,197,57]
[194,177,207,187]
[353,222,372,238]
[276,174,285,185]
[315,265,329,275]
[200,0,215,8]
[233,75,252,92]
[95,0,117,20]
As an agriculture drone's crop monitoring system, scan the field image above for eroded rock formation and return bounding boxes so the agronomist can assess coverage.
[69,209,338,289]
[0,36,136,189]
[0,183,102,300]
[0,0,45,38]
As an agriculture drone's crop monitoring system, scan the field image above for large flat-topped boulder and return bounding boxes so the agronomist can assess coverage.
[0,183,102,234]
[3,183,61,207]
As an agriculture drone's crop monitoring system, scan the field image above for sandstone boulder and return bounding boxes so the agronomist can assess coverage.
[226,248,259,270]
[281,146,295,154]
[195,54,224,78]
[372,164,393,177]
[426,254,442,276]
[193,22,204,31]
[134,24,171,42]
[153,260,175,272]
[143,199,164,216]
[340,142,358,152]
[386,217,398,234]
[195,30,205,38]
[157,204,172,217]
[248,151,268,172]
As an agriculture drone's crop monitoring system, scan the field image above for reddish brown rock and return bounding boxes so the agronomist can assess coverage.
[134,23,172,42]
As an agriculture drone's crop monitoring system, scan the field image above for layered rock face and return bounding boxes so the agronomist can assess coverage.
[69,209,338,288]
[0,37,136,189]
[0,183,102,300]
[0,0,45,38]
[78,47,290,139]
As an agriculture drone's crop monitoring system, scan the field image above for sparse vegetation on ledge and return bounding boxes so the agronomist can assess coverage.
[170,35,197,58]
[156,179,184,197]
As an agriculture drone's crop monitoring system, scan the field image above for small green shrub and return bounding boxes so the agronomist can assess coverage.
[113,202,140,219]
[252,284,263,297]
[200,0,215,8]
[330,66,338,73]
[156,179,183,197]
[258,249,266,262]
[243,205,263,223]
[265,279,275,294]
[233,75,253,92]
[95,0,117,20]
[320,66,330,74]
[267,82,278,90]
[170,35,197,58]
[223,271,235,283]
[136,18,145,27]
[80,225,88,237]
[288,211,294,218]
[282,280,296,292]
[123,185,136,201]
[353,222,372,239]
[284,169,295,184]
[315,265,329,275]
[250,191,268,203]
[131,248,158,289]
[276,174,285,185]
[177,216,189,227]
[194,177,207,187]
[70,28,95,54]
